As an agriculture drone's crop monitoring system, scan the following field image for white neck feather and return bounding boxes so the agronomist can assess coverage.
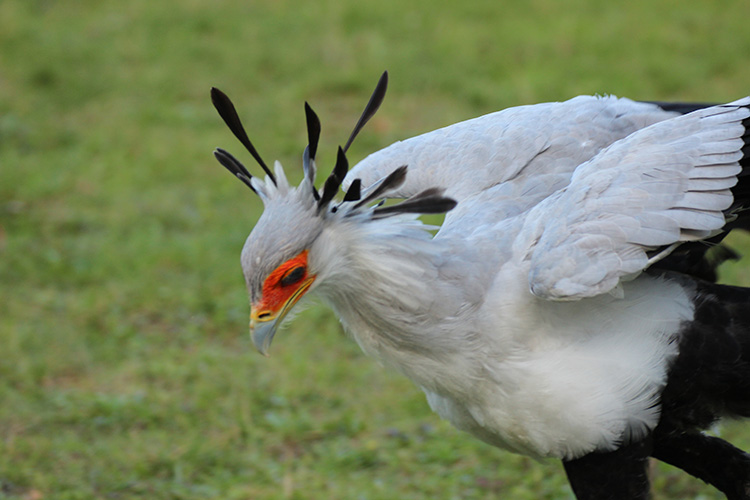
[309,215,486,392]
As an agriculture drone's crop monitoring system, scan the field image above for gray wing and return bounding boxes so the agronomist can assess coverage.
[518,99,750,300]
[345,95,679,210]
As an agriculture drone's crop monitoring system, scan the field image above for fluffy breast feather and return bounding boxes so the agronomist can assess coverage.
[426,273,693,460]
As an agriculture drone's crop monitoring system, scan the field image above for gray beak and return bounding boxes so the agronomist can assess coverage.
[250,318,280,357]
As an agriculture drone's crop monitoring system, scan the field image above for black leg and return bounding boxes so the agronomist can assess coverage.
[562,439,652,500]
[652,431,750,500]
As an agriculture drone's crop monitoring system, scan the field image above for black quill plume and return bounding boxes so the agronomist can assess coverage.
[213,148,256,192]
[343,71,389,153]
[303,102,322,201]
[318,72,389,210]
[372,187,457,218]
[318,147,349,210]
[352,165,408,209]
[305,102,321,161]
[210,87,276,185]
[343,178,362,202]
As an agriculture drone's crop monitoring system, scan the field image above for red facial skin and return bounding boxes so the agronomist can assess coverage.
[251,250,313,320]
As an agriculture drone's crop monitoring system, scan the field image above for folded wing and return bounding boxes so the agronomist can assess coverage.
[345,96,679,205]
[522,99,750,300]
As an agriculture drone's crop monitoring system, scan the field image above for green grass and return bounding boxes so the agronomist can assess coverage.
[2,0,750,498]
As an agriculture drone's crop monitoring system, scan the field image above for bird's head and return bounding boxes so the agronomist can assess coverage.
[211,72,456,355]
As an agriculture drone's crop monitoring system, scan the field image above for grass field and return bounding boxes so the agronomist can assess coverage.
[3,0,750,498]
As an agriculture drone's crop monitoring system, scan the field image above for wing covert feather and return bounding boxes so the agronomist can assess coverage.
[344,96,678,205]
[522,99,750,300]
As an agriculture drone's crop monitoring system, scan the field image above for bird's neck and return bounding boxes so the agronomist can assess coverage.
[312,216,487,391]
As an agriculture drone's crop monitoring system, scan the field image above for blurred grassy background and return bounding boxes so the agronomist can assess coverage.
[2,0,750,498]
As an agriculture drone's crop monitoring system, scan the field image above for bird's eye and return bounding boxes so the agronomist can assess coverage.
[279,266,306,287]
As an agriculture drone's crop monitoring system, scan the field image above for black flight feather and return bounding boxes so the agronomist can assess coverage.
[343,71,389,154]
[318,147,349,210]
[213,148,256,192]
[352,165,408,210]
[343,178,362,202]
[210,87,276,185]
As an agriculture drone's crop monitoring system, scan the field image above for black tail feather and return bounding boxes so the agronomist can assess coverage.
[657,277,750,431]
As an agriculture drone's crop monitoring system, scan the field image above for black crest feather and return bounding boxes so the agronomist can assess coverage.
[210,87,276,185]
[213,148,256,192]
[343,178,362,202]
[317,72,389,210]
[305,102,321,162]
[343,71,389,154]
[303,102,322,201]
[372,188,457,218]
[318,147,349,210]
[353,165,408,210]
[211,72,427,217]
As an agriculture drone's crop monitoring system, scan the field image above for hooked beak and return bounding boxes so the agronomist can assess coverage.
[249,317,279,357]
[249,276,315,356]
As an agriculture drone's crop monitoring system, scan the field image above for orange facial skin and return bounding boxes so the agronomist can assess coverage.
[251,250,315,321]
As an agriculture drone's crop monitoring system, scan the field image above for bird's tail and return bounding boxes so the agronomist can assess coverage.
[659,277,750,431]
[648,276,750,498]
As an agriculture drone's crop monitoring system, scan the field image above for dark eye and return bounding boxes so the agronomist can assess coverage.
[280,266,306,287]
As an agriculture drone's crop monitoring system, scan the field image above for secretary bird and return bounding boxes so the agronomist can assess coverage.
[210,72,750,499]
